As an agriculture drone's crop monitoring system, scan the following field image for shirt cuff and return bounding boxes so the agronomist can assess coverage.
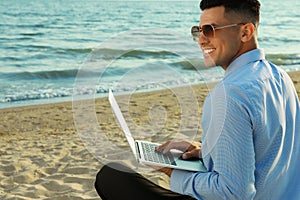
[170,169,193,194]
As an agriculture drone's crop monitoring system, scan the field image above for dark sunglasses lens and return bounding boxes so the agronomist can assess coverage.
[202,25,214,38]
[191,26,200,41]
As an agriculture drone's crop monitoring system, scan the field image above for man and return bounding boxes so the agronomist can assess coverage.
[95,0,300,199]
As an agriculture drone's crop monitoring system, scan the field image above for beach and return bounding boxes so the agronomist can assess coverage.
[1,70,300,199]
[1,0,299,199]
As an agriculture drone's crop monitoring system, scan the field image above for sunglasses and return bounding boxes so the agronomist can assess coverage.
[191,23,245,41]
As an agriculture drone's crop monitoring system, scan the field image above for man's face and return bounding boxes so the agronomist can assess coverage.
[199,6,244,69]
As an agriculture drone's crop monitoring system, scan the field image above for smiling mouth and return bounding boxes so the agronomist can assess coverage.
[203,48,216,56]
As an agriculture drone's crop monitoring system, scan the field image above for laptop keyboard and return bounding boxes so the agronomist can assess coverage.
[141,142,176,166]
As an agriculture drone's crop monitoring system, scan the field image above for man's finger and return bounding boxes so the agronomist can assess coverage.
[182,152,192,159]
[161,141,190,154]
[155,141,170,152]
[182,148,202,160]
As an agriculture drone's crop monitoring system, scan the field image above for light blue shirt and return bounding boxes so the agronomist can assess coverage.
[170,49,300,199]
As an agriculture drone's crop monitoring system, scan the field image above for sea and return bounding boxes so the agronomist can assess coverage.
[1,0,299,109]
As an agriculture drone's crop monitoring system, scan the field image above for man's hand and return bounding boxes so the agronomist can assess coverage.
[156,140,202,160]
[150,140,201,177]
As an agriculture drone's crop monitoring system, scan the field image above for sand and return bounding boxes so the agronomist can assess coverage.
[0,71,299,199]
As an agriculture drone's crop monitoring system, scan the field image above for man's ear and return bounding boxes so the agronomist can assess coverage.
[241,23,256,42]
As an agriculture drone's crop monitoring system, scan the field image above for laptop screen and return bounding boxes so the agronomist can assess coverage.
[108,89,137,158]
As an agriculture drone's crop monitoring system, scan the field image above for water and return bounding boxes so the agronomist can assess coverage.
[1,0,299,108]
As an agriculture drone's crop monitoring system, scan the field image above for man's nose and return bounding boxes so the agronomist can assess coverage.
[198,33,209,47]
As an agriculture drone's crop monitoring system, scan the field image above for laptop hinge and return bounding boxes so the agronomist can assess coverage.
[135,142,142,159]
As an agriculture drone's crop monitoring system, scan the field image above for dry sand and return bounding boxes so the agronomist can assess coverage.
[0,71,299,199]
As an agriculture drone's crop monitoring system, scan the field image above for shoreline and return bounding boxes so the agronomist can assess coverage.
[1,70,299,199]
[1,68,299,111]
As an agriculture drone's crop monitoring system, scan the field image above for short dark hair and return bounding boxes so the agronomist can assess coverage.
[200,0,260,26]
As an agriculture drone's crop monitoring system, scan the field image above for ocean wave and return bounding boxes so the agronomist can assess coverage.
[170,60,205,71]
[266,53,300,66]
[258,37,300,43]
[1,69,79,80]
[0,67,138,81]
[1,89,72,103]
[170,53,300,70]
[1,53,298,82]
[56,47,94,55]
[90,48,179,59]
[19,32,45,37]
[44,47,300,67]
[0,77,200,103]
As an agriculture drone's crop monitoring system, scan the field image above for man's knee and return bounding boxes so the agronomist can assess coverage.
[94,162,134,196]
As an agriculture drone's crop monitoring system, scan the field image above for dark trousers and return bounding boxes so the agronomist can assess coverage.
[94,162,195,200]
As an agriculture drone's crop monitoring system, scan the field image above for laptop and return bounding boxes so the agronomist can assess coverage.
[108,89,207,172]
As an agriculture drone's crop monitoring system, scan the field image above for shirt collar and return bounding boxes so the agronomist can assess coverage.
[224,49,265,77]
